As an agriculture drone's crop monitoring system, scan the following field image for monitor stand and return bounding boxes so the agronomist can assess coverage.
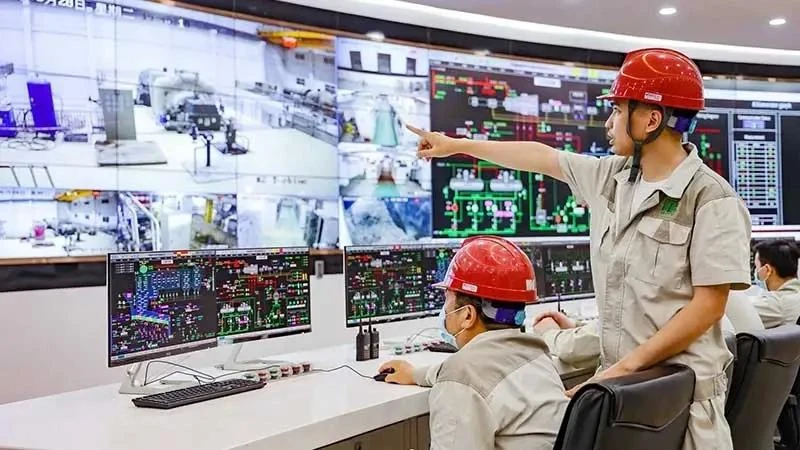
[118,362,198,396]
[220,343,287,372]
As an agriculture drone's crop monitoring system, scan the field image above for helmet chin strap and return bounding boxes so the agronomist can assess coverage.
[625,101,671,183]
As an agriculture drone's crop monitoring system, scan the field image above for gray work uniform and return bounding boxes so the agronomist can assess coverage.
[558,143,752,450]
[541,321,601,365]
[539,317,736,364]
[751,278,800,328]
[725,290,766,332]
[412,328,568,450]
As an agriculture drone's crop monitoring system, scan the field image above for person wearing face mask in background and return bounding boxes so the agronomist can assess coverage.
[379,236,568,450]
[745,239,800,328]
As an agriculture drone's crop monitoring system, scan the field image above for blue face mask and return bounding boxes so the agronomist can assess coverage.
[755,266,770,291]
[438,305,466,347]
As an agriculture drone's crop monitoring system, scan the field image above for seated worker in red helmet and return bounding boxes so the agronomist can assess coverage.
[380,236,568,450]
[408,48,752,450]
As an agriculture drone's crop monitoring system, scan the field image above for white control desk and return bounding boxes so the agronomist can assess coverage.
[0,343,596,450]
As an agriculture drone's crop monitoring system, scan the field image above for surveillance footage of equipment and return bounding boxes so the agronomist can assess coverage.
[336,38,431,199]
[238,195,339,249]
[0,1,339,199]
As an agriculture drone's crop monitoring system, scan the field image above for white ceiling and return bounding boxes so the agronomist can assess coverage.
[404,0,800,50]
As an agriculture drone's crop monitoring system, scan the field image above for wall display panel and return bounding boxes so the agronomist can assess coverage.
[116,191,237,252]
[0,0,341,259]
[335,38,431,200]
[428,50,616,238]
[237,194,338,249]
[703,81,800,226]
[341,196,432,246]
[335,37,432,246]
[0,187,119,258]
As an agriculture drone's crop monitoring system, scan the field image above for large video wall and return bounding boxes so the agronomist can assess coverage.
[1,0,799,260]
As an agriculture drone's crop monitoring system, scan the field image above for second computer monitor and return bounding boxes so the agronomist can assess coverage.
[524,241,593,301]
[214,247,311,342]
[344,243,461,327]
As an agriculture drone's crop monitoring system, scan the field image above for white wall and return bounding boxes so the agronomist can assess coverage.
[0,274,590,405]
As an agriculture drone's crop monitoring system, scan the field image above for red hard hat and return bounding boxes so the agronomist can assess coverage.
[599,48,704,111]
[433,236,537,303]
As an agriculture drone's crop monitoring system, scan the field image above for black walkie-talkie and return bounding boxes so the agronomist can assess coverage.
[368,317,380,359]
[356,321,370,361]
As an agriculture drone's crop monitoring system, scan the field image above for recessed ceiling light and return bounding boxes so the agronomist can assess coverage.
[702,76,713,80]
[366,31,385,41]
[769,17,787,26]
[659,7,677,16]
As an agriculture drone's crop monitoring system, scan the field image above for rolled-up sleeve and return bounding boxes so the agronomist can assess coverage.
[689,197,752,290]
[558,152,623,209]
[429,381,496,450]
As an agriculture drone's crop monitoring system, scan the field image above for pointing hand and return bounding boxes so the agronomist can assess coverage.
[406,124,459,159]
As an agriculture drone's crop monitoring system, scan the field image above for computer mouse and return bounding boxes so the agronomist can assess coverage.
[373,367,395,382]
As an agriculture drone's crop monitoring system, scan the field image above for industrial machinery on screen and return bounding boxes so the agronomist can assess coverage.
[0,0,799,260]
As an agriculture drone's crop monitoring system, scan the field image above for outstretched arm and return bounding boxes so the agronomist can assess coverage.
[408,125,566,182]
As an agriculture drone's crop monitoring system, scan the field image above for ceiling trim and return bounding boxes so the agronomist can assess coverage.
[278,0,800,66]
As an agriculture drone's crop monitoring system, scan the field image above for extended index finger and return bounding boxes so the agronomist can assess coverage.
[406,124,428,137]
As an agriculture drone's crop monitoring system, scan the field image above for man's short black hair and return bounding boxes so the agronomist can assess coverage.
[755,239,800,278]
[454,292,523,331]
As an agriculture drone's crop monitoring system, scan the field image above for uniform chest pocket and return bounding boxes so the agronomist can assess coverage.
[630,216,692,289]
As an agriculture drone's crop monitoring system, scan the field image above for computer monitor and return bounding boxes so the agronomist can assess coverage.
[345,244,444,326]
[519,241,594,302]
[108,246,312,391]
[107,249,219,368]
[214,247,312,370]
[421,242,462,311]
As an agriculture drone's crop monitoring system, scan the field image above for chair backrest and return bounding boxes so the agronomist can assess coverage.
[726,326,800,450]
[553,364,695,450]
[724,331,737,399]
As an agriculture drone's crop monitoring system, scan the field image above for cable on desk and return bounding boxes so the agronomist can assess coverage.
[142,360,215,386]
[211,364,283,382]
[312,365,373,380]
[405,327,442,345]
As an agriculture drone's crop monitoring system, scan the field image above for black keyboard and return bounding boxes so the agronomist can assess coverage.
[428,342,458,353]
[131,378,266,409]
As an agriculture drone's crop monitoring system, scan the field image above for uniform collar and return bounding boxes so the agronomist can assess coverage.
[777,278,800,293]
[612,143,704,199]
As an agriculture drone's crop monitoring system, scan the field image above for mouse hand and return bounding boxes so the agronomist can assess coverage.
[379,360,416,385]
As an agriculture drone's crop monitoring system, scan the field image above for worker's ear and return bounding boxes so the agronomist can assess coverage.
[645,107,665,133]
[463,304,479,329]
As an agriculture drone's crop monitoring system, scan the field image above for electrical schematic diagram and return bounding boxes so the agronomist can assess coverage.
[421,243,461,309]
[693,112,731,179]
[344,245,429,325]
[539,242,593,300]
[108,252,218,359]
[428,54,613,238]
[214,249,311,337]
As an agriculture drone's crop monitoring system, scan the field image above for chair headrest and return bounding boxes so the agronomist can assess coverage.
[583,364,695,429]
[740,325,800,366]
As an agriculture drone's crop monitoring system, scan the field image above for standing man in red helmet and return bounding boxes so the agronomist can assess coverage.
[380,236,568,449]
[408,48,751,449]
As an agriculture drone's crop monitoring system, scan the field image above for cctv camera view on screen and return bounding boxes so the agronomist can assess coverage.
[0,0,798,259]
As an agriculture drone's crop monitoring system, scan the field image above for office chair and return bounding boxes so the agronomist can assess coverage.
[726,326,800,450]
[776,320,800,450]
[553,364,695,450]
[725,331,737,400]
